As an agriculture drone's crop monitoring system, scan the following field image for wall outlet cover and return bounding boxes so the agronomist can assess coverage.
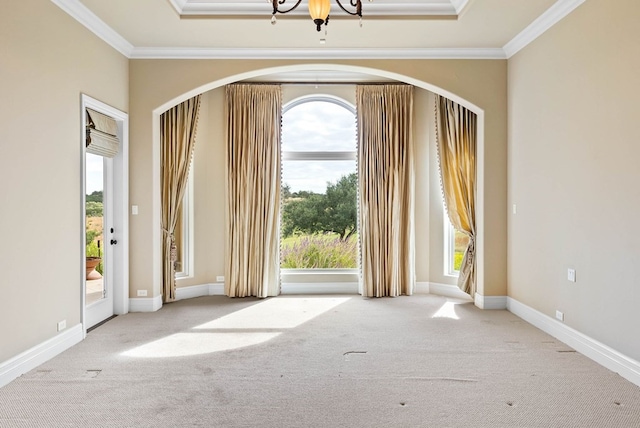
[137,290,148,297]
[216,276,225,283]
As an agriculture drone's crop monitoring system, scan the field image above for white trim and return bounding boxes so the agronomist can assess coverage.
[81,95,130,330]
[128,296,163,312]
[175,171,194,279]
[170,1,460,17]
[51,0,584,61]
[130,47,507,60]
[0,324,83,388]
[50,0,134,57]
[282,151,357,161]
[429,282,473,301]
[175,284,211,300]
[281,282,359,294]
[174,283,225,301]
[414,282,430,294]
[209,283,225,295]
[507,298,640,388]
[503,0,586,58]
[450,0,471,15]
[474,293,507,310]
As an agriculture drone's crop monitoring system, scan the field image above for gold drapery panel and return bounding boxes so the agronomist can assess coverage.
[357,84,415,297]
[225,84,282,298]
[160,95,201,303]
[435,95,477,297]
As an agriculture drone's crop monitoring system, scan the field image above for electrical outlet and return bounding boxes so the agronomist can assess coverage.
[216,276,225,283]
[567,268,576,282]
[555,310,564,322]
[57,320,66,332]
[137,290,148,297]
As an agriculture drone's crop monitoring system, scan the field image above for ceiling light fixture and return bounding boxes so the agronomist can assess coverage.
[271,0,368,32]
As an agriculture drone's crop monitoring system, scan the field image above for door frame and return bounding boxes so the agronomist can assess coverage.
[81,94,129,336]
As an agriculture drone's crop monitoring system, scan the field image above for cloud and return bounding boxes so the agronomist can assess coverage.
[282,100,357,193]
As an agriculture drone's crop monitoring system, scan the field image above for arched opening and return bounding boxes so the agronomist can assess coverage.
[151,64,485,304]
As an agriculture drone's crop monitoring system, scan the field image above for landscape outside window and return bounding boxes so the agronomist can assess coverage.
[280,98,358,269]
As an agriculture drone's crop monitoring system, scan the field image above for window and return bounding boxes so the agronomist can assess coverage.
[444,217,470,276]
[175,168,194,278]
[280,96,358,270]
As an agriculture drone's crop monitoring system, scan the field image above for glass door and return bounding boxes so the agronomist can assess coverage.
[85,153,114,328]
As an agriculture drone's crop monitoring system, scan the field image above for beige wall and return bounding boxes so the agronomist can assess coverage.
[174,85,458,289]
[508,0,640,360]
[0,1,128,362]
[129,59,507,299]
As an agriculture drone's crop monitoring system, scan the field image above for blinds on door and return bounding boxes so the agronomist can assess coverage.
[86,108,119,158]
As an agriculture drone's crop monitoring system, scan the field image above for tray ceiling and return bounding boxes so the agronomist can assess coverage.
[52,0,586,59]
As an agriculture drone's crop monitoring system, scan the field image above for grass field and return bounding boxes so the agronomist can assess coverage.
[281,231,469,271]
[281,233,358,269]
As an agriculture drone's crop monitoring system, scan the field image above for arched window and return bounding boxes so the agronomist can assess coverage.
[280,96,358,270]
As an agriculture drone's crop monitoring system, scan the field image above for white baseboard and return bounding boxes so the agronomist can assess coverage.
[0,323,83,388]
[129,295,163,312]
[209,283,225,295]
[175,284,211,300]
[414,282,430,294]
[281,282,359,295]
[507,297,640,388]
[428,282,473,301]
[174,283,225,301]
[474,293,507,309]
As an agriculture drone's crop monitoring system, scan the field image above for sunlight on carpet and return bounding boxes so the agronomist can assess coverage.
[432,301,460,320]
[193,297,351,329]
[121,332,281,358]
[121,297,351,358]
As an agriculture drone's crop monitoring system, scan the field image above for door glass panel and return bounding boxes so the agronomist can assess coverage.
[86,153,105,305]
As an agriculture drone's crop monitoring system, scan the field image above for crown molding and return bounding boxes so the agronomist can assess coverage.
[130,47,506,60]
[51,0,134,57]
[51,0,585,61]
[169,1,460,17]
[503,0,586,58]
[449,0,471,15]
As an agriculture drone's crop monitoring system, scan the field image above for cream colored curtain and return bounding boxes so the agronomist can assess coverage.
[161,95,201,303]
[225,84,282,298]
[435,95,477,297]
[357,84,415,297]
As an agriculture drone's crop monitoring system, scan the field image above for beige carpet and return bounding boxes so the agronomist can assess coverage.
[1,294,639,427]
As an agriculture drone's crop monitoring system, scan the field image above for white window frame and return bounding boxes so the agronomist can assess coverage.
[280,95,359,277]
[444,216,460,277]
[175,170,194,279]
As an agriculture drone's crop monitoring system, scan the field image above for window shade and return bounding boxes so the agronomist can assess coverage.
[86,108,119,158]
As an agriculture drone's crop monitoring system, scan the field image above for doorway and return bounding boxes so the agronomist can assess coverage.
[81,95,129,332]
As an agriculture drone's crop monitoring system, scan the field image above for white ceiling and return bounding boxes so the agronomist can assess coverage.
[52,0,586,59]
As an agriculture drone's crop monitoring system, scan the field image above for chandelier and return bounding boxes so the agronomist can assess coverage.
[271,0,367,32]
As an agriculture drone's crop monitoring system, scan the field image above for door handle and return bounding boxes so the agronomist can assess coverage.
[110,239,118,245]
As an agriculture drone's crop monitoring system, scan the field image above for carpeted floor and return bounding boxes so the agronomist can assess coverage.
[1,294,639,427]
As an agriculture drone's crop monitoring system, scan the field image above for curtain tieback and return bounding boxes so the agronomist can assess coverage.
[162,228,178,263]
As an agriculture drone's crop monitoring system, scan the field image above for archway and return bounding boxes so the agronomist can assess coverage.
[150,64,486,305]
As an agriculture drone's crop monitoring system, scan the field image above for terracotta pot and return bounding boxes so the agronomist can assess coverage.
[86,257,103,280]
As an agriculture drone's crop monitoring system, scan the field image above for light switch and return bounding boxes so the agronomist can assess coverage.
[132,205,139,215]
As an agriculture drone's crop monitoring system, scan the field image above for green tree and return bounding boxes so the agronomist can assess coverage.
[323,173,357,240]
[85,201,103,217]
[281,173,357,241]
[86,190,103,203]
[281,193,326,238]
